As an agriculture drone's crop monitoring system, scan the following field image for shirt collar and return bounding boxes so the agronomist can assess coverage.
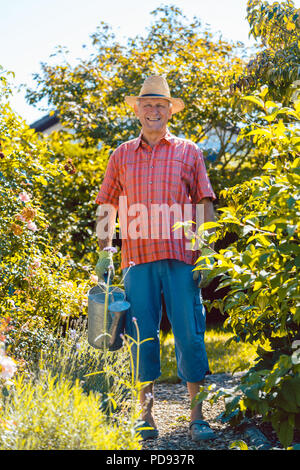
[133,128,173,151]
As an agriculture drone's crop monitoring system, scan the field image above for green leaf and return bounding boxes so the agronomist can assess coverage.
[240,95,265,109]
[278,419,294,449]
[197,221,221,232]
[262,162,276,170]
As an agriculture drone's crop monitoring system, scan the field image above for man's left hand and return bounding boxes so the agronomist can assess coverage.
[193,269,210,289]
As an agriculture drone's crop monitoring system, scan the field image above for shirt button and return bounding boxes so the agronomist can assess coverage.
[149,181,152,184]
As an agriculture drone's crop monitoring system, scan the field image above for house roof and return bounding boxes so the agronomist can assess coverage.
[30,113,60,132]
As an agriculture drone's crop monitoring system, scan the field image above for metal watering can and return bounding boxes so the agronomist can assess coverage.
[87,283,130,351]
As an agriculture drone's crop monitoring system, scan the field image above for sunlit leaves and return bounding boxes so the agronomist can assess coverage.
[0,73,90,329]
[233,0,300,104]
[25,5,246,156]
[201,91,300,447]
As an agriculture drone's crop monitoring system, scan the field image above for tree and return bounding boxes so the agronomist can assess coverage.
[233,0,300,104]
[25,5,249,171]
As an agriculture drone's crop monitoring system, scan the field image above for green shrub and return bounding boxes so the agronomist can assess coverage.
[0,70,92,330]
[195,93,300,448]
[37,132,112,266]
[0,372,141,450]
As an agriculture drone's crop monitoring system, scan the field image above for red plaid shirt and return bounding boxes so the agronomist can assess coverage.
[95,129,216,269]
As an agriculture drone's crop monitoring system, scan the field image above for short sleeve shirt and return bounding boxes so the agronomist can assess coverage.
[95,129,216,269]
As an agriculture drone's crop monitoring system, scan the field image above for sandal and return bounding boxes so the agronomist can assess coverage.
[189,419,216,441]
[135,420,159,441]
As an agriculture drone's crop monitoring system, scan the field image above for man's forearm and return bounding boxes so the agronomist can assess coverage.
[95,204,117,250]
[202,197,215,224]
[199,197,215,250]
[97,234,113,251]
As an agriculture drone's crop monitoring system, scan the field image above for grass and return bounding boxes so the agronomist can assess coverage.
[159,324,258,383]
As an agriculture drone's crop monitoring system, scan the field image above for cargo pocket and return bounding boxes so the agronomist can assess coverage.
[193,292,206,334]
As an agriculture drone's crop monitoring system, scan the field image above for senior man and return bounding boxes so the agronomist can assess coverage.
[95,76,216,441]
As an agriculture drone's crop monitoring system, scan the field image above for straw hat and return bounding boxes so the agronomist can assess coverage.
[125,75,185,114]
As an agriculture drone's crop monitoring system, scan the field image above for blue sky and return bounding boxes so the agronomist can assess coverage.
[1,0,264,124]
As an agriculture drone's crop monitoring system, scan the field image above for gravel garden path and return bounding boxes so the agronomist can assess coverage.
[141,373,279,451]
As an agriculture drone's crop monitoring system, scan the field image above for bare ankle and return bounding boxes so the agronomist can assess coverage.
[140,382,156,428]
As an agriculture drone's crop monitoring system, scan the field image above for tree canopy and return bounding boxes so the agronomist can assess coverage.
[26,5,248,163]
[233,0,300,104]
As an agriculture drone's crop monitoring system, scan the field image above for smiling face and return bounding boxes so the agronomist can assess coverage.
[134,98,173,136]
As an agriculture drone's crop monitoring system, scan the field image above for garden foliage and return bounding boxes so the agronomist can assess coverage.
[195,0,300,448]
[0,70,90,329]
[1,0,300,450]
[233,0,300,103]
[25,5,249,165]
[0,370,140,450]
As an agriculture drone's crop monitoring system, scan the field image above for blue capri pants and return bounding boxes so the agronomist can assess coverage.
[122,259,209,383]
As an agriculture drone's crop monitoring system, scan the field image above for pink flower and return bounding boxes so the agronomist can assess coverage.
[31,258,41,269]
[90,274,98,283]
[16,214,26,222]
[0,354,17,380]
[27,221,38,232]
[19,192,31,203]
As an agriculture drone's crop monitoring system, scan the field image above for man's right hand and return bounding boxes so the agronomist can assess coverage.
[95,249,115,282]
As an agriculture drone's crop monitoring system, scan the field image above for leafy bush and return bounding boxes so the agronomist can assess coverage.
[196,92,300,448]
[37,132,112,265]
[0,69,92,330]
[0,372,141,450]
[1,316,141,450]
[233,0,300,104]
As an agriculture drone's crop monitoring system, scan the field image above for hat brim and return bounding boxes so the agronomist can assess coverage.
[125,95,185,114]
